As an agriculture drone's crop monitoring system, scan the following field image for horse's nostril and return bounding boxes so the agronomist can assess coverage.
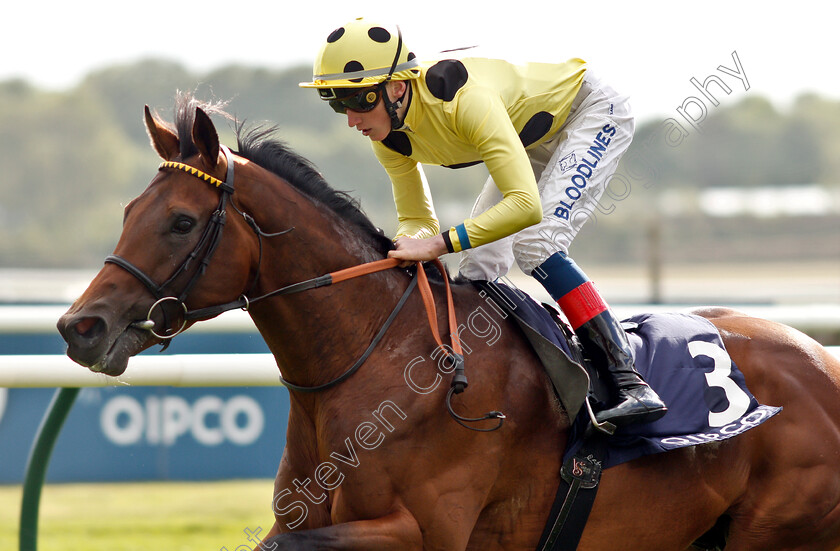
[74,317,104,339]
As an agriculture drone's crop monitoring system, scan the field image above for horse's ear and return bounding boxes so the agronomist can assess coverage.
[144,105,180,161]
[192,107,220,169]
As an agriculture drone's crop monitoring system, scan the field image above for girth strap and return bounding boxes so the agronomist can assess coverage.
[536,432,607,551]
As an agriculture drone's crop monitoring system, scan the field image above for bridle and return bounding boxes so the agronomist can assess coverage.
[105,145,301,339]
[105,146,239,339]
[105,146,405,340]
[105,146,504,430]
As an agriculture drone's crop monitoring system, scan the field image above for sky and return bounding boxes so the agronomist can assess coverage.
[2,1,837,124]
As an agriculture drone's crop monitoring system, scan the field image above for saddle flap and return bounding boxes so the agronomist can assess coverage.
[514,318,590,422]
[475,281,591,421]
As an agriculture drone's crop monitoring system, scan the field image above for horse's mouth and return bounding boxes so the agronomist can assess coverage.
[86,325,151,376]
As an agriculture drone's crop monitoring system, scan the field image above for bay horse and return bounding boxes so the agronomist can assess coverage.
[57,94,840,550]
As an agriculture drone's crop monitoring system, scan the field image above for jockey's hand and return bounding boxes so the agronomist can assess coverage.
[388,235,448,267]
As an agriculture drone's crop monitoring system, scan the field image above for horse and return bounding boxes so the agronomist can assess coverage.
[57,93,840,550]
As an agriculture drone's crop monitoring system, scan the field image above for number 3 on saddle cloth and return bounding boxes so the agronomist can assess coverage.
[474,280,782,467]
[475,280,781,550]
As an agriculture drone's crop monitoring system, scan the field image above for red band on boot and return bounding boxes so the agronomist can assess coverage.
[557,281,609,329]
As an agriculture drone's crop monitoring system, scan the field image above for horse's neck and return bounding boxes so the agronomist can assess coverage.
[239,182,404,389]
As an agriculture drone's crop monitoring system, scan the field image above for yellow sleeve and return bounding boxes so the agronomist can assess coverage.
[372,142,440,240]
[446,88,542,252]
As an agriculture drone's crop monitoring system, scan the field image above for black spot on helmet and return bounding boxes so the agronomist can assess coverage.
[368,27,391,43]
[327,27,345,43]
[344,60,365,83]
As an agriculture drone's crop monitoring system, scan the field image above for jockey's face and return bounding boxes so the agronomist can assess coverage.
[345,81,406,142]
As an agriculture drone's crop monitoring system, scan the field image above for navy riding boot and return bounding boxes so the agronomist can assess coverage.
[532,252,667,427]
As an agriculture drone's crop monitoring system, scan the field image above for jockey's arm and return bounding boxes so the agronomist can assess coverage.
[377,89,543,262]
[441,88,542,253]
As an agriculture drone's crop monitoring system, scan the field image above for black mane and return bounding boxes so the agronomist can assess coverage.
[166,92,394,256]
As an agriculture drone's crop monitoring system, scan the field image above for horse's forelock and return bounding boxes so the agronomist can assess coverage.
[172,91,231,159]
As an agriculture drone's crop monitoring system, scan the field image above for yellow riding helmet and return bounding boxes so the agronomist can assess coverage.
[299,18,421,94]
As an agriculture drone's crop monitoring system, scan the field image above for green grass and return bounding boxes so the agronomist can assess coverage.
[0,479,277,551]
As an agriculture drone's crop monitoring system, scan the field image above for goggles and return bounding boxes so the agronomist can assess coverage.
[321,86,382,114]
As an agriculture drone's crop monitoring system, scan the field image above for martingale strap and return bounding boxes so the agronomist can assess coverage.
[259,259,503,430]
[276,258,466,393]
[279,268,419,393]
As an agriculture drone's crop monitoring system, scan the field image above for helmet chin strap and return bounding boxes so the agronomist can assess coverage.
[380,81,409,130]
[380,25,410,130]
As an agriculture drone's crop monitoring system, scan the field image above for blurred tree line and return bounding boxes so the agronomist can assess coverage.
[0,59,838,268]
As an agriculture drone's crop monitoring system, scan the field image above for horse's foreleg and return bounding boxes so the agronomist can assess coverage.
[257,511,423,550]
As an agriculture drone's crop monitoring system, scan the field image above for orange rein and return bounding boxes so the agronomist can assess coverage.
[327,256,505,432]
[275,256,478,401]
[330,257,465,359]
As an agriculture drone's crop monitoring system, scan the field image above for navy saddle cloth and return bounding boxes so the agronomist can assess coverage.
[476,281,782,469]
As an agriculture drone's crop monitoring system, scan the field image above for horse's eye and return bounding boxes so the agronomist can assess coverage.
[172,217,195,234]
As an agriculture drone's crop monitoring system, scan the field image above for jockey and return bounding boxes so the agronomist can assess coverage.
[300,18,667,428]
